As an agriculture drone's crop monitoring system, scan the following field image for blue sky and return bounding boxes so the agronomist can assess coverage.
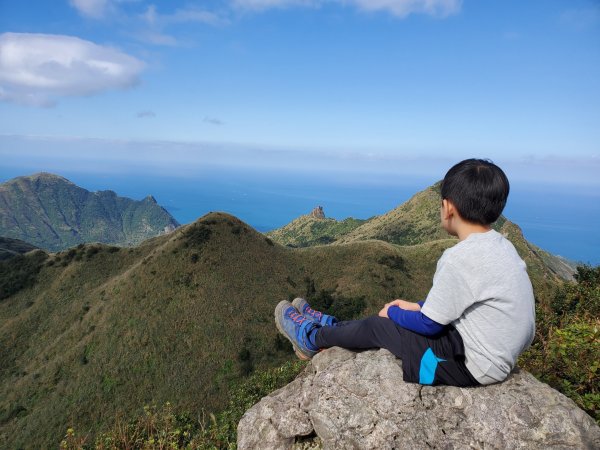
[1,1,599,263]
[1,0,599,166]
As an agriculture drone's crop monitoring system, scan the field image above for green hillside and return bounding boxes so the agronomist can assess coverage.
[0,212,455,448]
[268,183,576,282]
[335,181,450,245]
[266,208,368,247]
[0,182,576,448]
[0,173,180,252]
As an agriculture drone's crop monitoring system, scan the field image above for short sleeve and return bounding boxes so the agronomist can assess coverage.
[420,260,475,325]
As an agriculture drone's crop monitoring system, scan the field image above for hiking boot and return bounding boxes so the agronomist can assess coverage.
[292,297,338,326]
[275,300,320,360]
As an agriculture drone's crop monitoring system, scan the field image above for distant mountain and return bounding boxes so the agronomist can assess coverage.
[268,183,577,281]
[0,237,39,261]
[266,206,369,247]
[0,173,179,251]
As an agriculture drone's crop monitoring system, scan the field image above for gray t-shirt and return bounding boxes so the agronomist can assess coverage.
[421,229,535,385]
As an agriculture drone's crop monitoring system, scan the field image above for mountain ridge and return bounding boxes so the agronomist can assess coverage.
[0,237,39,261]
[268,183,576,281]
[0,173,180,251]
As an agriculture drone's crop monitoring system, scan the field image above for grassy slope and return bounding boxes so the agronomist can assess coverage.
[335,182,449,245]
[270,183,574,283]
[0,213,450,449]
[266,215,368,247]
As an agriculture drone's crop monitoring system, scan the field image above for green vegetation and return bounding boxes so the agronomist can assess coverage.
[268,184,576,282]
[59,360,306,449]
[334,183,449,246]
[303,277,366,321]
[0,182,587,449]
[2,212,435,449]
[520,265,600,423]
[267,213,368,247]
[0,236,39,261]
[0,250,47,300]
[0,173,179,251]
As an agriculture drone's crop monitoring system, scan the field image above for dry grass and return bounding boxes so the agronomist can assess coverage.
[0,212,451,448]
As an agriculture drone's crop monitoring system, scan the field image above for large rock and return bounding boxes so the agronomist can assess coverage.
[238,347,600,449]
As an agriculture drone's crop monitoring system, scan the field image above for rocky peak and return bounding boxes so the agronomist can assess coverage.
[8,172,73,186]
[309,206,325,219]
[237,347,600,449]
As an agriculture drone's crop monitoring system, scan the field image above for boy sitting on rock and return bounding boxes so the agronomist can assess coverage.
[275,158,535,386]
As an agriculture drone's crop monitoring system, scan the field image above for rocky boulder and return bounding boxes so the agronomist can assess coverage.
[309,206,326,219]
[238,347,600,449]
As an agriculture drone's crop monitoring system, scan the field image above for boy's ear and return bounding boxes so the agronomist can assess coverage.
[441,199,454,220]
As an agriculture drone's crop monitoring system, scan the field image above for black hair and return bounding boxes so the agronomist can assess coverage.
[440,158,509,225]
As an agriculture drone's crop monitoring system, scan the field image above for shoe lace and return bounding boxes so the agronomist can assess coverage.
[304,307,322,320]
[288,311,307,324]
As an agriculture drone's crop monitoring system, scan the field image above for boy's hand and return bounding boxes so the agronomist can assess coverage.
[388,299,421,312]
[378,299,420,318]
[378,299,421,318]
[378,302,392,318]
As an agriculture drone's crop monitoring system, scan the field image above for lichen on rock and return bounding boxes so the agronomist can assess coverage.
[237,347,600,449]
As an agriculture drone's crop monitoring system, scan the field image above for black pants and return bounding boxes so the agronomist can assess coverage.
[314,316,480,387]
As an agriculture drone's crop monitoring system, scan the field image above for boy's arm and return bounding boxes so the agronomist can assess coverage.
[379,300,445,335]
[386,303,445,336]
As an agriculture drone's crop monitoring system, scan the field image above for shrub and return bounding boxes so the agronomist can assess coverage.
[520,265,600,423]
[377,255,406,271]
[308,289,366,321]
[0,250,48,300]
[191,359,306,447]
[525,320,599,422]
[184,226,212,248]
[86,246,100,258]
[60,361,306,449]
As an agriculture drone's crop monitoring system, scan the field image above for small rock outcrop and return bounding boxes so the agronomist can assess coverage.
[238,347,600,449]
[309,206,326,219]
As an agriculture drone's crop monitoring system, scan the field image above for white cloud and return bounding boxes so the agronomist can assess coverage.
[0,33,145,106]
[69,0,111,18]
[141,5,224,26]
[351,0,462,18]
[232,0,462,17]
[231,0,318,11]
[136,5,226,46]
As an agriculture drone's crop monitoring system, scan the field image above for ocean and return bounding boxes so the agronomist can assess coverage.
[2,167,595,266]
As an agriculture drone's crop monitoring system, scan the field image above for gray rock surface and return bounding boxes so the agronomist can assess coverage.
[238,347,600,449]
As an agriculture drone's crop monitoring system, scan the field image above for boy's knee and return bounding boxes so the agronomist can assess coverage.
[362,315,394,333]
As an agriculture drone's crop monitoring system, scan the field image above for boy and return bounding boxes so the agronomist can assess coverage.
[275,158,535,386]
